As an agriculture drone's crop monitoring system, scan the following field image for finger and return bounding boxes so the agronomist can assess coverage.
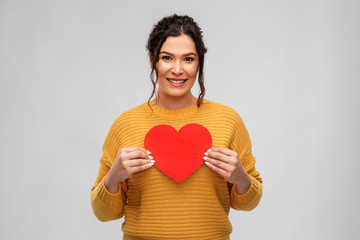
[204,161,228,179]
[203,156,232,171]
[130,161,155,174]
[205,150,231,164]
[125,158,155,167]
[211,147,237,157]
[124,149,152,160]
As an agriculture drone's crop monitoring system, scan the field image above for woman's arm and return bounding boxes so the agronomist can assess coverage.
[91,147,154,221]
[228,146,262,211]
[91,155,126,222]
[203,110,262,211]
[204,146,262,211]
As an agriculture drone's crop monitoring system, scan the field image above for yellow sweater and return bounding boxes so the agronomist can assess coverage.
[91,99,262,240]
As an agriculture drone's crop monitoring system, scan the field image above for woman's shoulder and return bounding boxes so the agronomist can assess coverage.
[203,99,250,140]
[202,99,243,121]
[110,102,150,126]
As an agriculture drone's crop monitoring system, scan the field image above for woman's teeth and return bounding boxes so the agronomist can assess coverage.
[168,79,186,83]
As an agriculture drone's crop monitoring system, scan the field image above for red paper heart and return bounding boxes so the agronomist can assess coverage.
[144,123,212,183]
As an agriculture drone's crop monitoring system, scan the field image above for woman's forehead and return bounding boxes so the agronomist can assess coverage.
[160,35,197,55]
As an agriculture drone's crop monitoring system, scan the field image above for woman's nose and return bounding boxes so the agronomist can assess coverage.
[172,60,183,75]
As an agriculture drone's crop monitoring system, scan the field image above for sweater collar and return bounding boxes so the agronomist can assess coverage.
[148,99,204,119]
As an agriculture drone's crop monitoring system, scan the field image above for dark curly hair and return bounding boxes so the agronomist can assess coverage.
[146,14,207,108]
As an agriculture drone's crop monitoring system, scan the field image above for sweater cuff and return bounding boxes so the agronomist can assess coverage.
[95,177,123,207]
[231,176,260,205]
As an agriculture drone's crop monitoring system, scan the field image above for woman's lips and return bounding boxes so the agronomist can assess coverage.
[166,78,188,87]
[167,78,187,84]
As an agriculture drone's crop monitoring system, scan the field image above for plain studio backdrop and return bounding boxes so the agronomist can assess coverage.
[1,0,359,239]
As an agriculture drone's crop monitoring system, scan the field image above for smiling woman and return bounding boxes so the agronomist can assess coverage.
[156,34,199,109]
[146,14,208,111]
[90,14,263,240]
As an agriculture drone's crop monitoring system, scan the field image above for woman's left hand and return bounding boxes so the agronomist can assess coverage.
[203,147,251,194]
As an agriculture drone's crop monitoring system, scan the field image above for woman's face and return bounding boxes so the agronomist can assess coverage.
[156,34,199,101]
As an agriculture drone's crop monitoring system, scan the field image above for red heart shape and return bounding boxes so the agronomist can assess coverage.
[144,123,212,183]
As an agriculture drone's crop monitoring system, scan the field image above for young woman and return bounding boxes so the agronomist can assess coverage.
[91,14,262,240]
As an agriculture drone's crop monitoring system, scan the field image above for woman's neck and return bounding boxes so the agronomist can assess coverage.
[154,94,197,110]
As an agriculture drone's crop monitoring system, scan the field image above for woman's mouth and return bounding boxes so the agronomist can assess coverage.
[167,78,187,84]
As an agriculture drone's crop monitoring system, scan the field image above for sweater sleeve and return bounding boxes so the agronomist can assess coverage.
[228,112,263,211]
[91,115,127,222]
[90,155,126,222]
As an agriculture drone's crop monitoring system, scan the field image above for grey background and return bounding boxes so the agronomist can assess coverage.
[1,0,359,239]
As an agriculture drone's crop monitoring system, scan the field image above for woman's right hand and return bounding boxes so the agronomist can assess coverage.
[104,146,154,193]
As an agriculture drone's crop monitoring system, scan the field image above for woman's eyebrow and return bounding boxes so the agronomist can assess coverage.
[159,51,197,56]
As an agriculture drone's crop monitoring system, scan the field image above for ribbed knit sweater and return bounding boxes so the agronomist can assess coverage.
[91,99,262,240]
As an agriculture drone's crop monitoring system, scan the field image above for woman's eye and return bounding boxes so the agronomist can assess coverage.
[162,56,171,61]
[184,57,194,62]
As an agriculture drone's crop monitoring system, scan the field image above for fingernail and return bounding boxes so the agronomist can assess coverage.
[204,152,208,156]
[204,162,210,166]
[150,160,155,163]
[149,155,153,159]
[147,150,151,154]
[207,148,212,152]
[149,162,154,166]
[203,156,207,161]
